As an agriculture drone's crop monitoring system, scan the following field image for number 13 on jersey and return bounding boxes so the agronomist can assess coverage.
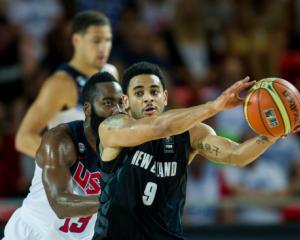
[143,182,157,206]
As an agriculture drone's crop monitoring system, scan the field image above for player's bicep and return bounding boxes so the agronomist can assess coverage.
[196,135,239,163]
[39,130,75,199]
[190,123,239,164]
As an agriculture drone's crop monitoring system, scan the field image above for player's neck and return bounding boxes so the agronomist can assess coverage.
[69,58,100,77]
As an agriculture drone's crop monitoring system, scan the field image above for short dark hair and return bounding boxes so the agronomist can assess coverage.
[71,11,111,34]
[122,62,167,94]
[82,72,119,104]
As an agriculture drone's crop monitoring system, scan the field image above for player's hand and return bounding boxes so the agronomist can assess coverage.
[292,124,300,134]
[213,77,256,111]
[281,124,300,139]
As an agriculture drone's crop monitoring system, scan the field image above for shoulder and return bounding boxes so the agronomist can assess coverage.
[102,64,119,80]
[37,71,77,105]
[41,124,73,151]
[37,124,76,166]
[100,113,132,129]
[45,71,77,89]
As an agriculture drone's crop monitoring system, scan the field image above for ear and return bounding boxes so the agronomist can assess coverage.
[83,102,91,117]
[122,95,130,111]
[72,33,80,48]
[163,90,168,106]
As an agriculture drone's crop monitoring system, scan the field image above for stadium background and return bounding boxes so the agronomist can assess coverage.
[1,0,300,239]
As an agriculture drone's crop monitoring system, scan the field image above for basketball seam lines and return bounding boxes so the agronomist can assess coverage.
[263,83,291,134]
[276,81,300,126]
[264,89,285,134]
[258,83,274,137]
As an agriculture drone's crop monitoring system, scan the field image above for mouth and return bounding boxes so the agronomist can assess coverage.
[97,55,107,64]
[143,105,157,116]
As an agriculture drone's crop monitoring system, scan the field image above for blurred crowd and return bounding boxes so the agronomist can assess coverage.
[0,0,300,226]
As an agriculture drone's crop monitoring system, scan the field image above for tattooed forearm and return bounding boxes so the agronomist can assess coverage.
[255,136,269,144]
[197,142,220,156]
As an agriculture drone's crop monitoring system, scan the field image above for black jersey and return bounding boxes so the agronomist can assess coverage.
[93,132,190,240]
[67,120,101,196]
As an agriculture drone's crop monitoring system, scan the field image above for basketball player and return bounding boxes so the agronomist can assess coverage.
[93,62,299,240]
[2,72,125,240]
[15,10,118,158]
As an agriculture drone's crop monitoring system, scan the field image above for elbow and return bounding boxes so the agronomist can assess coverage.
[48,197,68,219]
[227,153,249,168]
[54,209,66,219]
[50,201,67,219]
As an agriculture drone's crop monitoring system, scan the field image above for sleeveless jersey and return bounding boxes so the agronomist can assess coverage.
[47,64,88,129]
[93,132,190,240]
[22,120,101,240]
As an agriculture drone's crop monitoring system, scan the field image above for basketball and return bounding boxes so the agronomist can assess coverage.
[243,78,300,137]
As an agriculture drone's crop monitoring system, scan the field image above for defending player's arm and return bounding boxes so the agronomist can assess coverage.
[37,125,99,219]
[189,123,278,167]
[15,72,77,157]
[100,77,255,148]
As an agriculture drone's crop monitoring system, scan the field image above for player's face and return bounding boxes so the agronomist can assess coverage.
[127,74,167,119]
[90,82,125,136]
[76,25,112,69]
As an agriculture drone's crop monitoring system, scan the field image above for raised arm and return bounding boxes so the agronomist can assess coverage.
[15,72,77,157]
[189,123,278,167]
[100,77,255,148]
[36,125,99,219]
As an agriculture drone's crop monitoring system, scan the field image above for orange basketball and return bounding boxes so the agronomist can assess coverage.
[243,78,300,137]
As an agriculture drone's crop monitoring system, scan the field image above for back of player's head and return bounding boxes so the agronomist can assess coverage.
[82,72,119,104]
[71,11,111,34]
[122,62,167,94]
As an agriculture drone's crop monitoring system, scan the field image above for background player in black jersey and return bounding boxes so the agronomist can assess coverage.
[2,72,125,240]
[15,10,118,158]
[93,62,300,240]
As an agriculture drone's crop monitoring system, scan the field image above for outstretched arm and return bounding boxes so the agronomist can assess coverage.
[100,77,255,148]
[189,123,278,167]
[37,125,99,219]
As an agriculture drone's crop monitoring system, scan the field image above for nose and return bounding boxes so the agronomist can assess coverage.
[98,41,110,52]
[143,92,154,103]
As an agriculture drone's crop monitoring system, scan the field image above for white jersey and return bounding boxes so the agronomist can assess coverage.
[15,121,101,240]
[20,165,98,240]
[3,64,113,240]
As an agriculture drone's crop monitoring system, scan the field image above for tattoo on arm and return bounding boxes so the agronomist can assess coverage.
[256,136,269,144]
[197,142,220,156]
[103,114,129,130]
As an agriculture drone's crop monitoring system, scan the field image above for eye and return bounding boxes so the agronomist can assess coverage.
[151,90,159,96]
[103,100,113,106]
[134,91,143,97]
[105,37,112,43]
[92,38,101,44]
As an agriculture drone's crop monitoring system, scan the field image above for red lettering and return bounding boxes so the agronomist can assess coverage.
[86,172,101,194]
[73,162,101,195]
[73,162,90,191]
